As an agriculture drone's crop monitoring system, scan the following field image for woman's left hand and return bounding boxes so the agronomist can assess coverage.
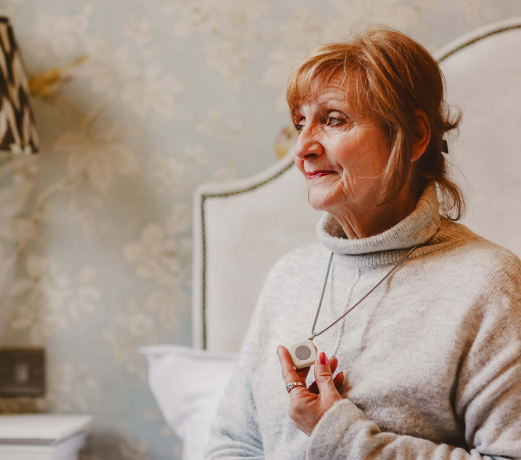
[277,345,344,436]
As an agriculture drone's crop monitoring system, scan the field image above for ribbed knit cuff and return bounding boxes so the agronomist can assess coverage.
[306,398,367,460]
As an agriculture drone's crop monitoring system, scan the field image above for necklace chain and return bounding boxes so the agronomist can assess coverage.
[309,245,420,340]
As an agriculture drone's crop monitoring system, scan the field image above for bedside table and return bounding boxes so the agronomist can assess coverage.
[0,414,93,460]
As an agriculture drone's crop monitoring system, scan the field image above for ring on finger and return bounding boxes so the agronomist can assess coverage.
[286,382,304,393]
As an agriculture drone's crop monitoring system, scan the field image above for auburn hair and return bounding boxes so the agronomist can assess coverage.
[286,27,465,220]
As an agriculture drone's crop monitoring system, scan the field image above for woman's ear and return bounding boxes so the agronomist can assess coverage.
[412,109,431,162]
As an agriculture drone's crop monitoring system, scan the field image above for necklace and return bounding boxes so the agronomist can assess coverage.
[288,244,420,369]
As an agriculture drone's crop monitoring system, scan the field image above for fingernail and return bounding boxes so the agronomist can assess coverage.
[318,352,327,365]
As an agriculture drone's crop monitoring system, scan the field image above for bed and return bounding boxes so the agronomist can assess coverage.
[141,17,521,460]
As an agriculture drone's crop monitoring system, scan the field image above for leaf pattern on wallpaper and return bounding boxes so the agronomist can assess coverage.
[24,5,92,61]
[103,299,159,381]
[461,0,492,23]
[67,192,106,236]
[43,363,98,413]
[104,199,192,383]
[123,13,153,48]
[9,254,100,344]
[120,62,186,119]
[80,37,140,94]
[0,173,33,242]
[54,119,139,193]
[152,146,208,194]
[326,0,427,35]
[123,223,189,286]
[0,0,25,16]
[0,0,507,459]
[194,107,247,182]
[144,288,190,331]
[261,0,431,112]
[261,8,324,111]
[162,0,270,92]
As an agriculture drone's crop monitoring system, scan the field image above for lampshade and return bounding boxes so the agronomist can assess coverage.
[0,16,38,154]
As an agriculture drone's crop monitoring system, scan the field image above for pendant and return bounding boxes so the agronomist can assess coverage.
[288,339,318,369]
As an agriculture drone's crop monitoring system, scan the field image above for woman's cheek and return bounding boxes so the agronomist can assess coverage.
[294,158,307,178]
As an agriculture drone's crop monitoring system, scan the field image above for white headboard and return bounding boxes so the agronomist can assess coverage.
[192,152,321,351]
[434,17,521,256]
[192,17,521,352]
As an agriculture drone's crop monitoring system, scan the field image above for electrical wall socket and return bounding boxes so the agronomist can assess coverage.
[0,348,45,397]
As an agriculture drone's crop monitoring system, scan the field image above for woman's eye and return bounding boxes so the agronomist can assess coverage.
[294,123,304,133]
[327,117,344,127]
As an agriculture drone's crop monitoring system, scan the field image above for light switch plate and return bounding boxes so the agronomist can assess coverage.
[0,348,45,397]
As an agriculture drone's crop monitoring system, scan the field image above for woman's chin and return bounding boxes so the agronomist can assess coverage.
[307,192,337,212]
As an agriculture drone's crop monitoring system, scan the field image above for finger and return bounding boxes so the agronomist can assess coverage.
[305,354,337,394]
[333,371,344,390]
[277,346,307,389]
[297,345,328,386]
[330,355,338,374]
[308,371,343,395]
[314,352,337,397]
[296,366,311,386]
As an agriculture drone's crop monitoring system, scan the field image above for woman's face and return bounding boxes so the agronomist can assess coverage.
[293,78,391,217]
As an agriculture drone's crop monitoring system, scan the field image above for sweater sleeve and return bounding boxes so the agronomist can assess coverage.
[203,277,269,459]
[307,258,521,460]
[203,351,265,459]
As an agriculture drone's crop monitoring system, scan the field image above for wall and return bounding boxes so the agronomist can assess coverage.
[0,0,519,458]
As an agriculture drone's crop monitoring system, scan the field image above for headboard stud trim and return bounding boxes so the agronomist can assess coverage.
[437,24,521,62]
[200,161,294,349]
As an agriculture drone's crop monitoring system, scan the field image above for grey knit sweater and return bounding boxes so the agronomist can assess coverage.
[204,183,521,460]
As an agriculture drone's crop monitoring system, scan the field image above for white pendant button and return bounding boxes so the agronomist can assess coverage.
[288,339,317,369]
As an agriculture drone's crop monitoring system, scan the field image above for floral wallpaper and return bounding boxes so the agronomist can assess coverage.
[0,0,519,458]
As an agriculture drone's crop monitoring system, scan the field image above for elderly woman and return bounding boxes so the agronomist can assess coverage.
[204,28,521,460]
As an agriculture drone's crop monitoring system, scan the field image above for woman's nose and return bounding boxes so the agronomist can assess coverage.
[294,126,324,160]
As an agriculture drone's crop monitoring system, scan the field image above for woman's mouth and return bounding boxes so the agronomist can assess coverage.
[307,171,334,180]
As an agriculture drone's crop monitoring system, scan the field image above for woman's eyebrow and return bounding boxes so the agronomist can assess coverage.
[321,101,353,114]
[317,95,350,107]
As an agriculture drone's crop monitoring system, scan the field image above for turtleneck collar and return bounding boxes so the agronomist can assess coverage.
[316,182,441,267]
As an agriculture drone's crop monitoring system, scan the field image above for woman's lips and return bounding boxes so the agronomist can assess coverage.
[307,170,334,179]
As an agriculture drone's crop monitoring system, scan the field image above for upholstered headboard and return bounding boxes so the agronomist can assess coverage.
[434,17,521,256]
[192,17,521,352]
[192,152,321,351]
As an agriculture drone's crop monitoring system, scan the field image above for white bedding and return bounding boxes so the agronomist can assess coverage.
[140,344,238,460]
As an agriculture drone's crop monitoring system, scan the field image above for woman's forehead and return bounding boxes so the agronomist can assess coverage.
[296,81,354,111]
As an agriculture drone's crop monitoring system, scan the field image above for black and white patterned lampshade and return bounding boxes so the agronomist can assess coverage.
[0,16,38,154]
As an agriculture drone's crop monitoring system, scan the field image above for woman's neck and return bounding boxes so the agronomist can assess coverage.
[329,185,419,240]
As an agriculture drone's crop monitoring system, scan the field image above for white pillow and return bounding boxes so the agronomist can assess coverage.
[140,344,238,460]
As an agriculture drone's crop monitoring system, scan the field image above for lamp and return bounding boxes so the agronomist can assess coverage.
[0,16,38,154]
